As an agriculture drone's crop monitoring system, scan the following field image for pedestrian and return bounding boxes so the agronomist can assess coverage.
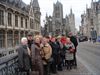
[60,35,67,67]
[49,37,59,74]
[56,36,63,71]
[68,32,78,68]
[63,38,75,70]
[17,37,31,75]
[31,36,44,75]
[41,37,52,75]
[90,28,97,43]
[27,32,34,70]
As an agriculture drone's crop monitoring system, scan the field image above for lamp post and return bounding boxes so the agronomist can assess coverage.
[49,17,52,36]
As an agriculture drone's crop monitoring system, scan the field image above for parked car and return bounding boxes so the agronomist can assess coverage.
[79,36,88,42]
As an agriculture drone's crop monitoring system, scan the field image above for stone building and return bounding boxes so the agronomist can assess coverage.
[0,0,41,49]
[80,0,100,38]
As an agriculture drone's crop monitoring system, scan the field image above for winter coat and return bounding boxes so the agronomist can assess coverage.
[31,43,43,75]
[70,36,78,52]
[63,43,75,60]
[17,45,31,70]
[41,43,52,65]
[50,42,59,56]
[56,41,63,64]
[28,40,34,50]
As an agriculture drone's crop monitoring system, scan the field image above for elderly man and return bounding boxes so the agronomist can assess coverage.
[17,37,31,75]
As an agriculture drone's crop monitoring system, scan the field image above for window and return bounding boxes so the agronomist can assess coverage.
[21,17,23,28]
[15,15,18,27]
[55,6,59,11]
[25,19,27,28]
[7,31,13,47]
[14,31,19,46]
[20,31,24,40]
[0,10,4,25]
[30,18,34,29]
[55,13,60,18]
[8,13,12,26]
[0,30,5,48]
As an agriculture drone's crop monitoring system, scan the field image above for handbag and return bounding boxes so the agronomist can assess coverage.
[29,71,39,75]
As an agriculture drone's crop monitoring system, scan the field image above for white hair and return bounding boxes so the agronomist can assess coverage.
[21,37,27,44]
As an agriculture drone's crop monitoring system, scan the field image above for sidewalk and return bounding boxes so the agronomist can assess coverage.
[52,60,91,75]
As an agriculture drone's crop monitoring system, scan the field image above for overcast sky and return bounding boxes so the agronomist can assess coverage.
[22,0,96,30]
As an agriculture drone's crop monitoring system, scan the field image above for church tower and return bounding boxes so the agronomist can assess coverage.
[53,1,63,35]
[68,8,75,34]
[33,0,41,34]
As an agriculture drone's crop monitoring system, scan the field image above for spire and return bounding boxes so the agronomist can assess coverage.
[91,0,94,9]
[29,0,34,17]
[70,8,73,14]
[33,0,39,8]
[30,0,33,6]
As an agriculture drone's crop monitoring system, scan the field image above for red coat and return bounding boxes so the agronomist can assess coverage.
[60,37,67,45]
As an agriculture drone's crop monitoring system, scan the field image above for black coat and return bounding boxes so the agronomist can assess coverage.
[70,36,78,52]
[17,45,31,70]
[50,42,59,56]
[28,40,34,50]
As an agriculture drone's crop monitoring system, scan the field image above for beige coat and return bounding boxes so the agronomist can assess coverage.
[40,43,52,65]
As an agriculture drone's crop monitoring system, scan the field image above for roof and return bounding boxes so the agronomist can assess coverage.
[33,0,39,8]
[0,0,29,12]
[56,1,61,5]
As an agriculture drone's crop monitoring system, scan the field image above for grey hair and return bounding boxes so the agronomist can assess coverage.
[21,37,27,43]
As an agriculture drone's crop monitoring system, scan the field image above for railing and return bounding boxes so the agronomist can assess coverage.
[0,46,19,58]
[0,46,27,75]
[0,53,18,75]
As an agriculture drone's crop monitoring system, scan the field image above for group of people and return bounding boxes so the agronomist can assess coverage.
[17,32,78,75]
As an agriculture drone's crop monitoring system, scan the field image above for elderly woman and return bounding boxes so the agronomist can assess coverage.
[41,37,52,75]
[17,37,31,75]
[63,38,75,70]
[31,36,43,75]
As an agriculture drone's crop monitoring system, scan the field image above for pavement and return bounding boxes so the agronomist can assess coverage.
[52,59,91,75]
